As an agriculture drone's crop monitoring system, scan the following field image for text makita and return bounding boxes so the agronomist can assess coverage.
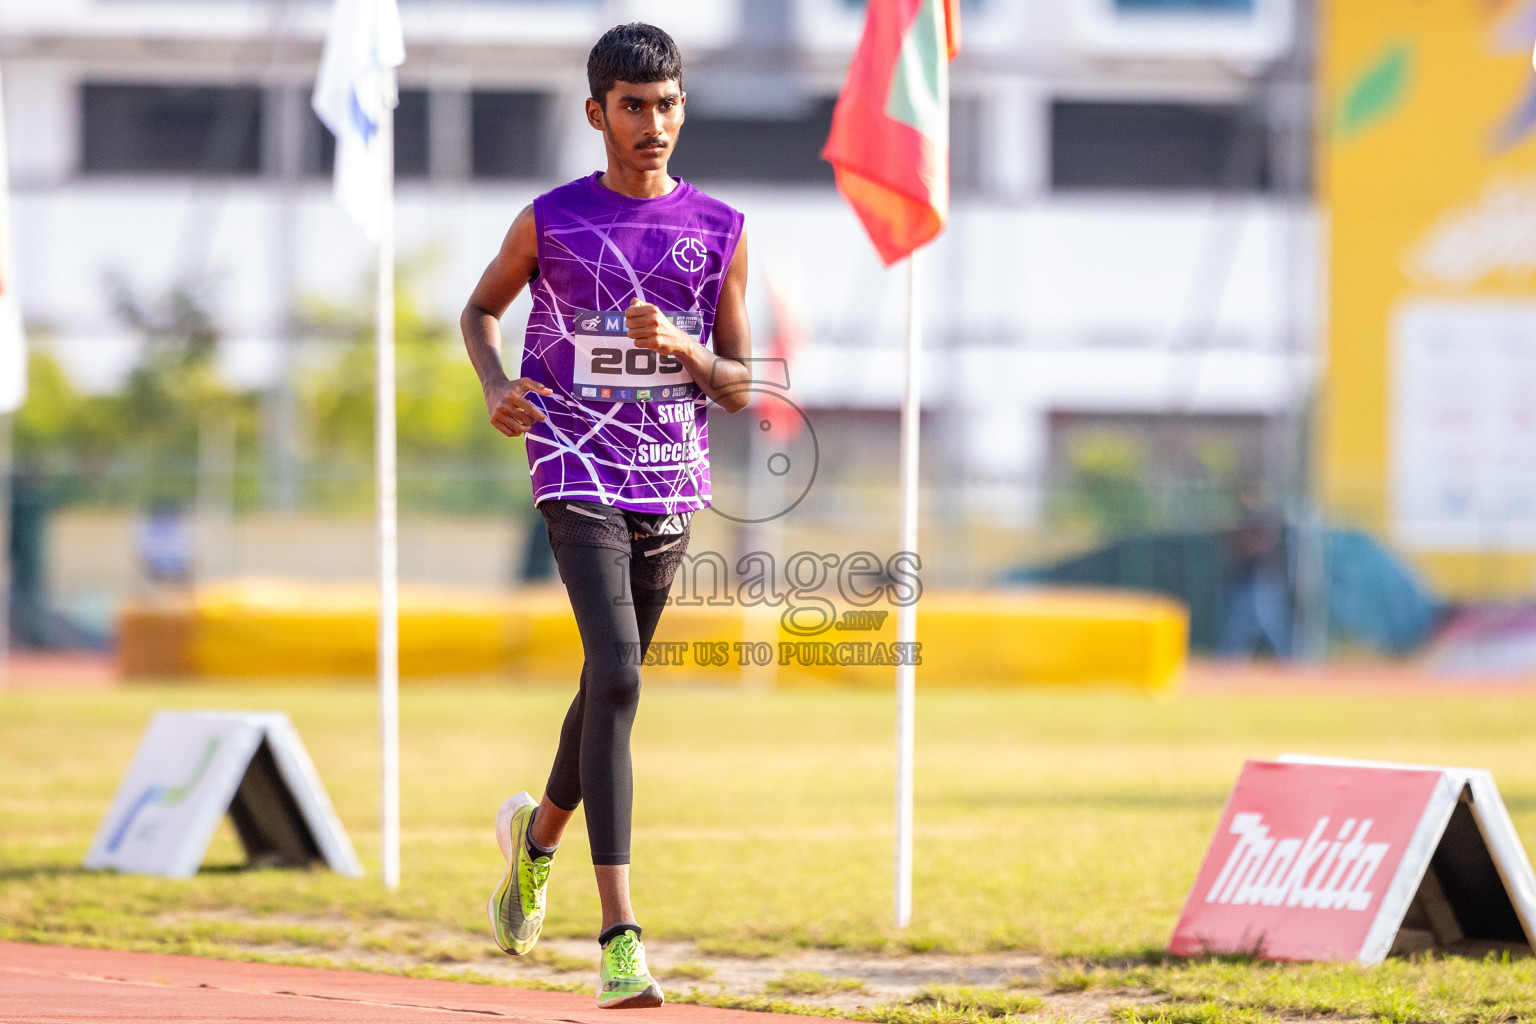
[1205,813,1390,911]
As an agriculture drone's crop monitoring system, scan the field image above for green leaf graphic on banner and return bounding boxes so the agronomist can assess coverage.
[1336,43,1412,141]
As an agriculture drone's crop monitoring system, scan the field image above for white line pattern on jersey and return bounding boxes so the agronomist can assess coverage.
[518,174,743,514]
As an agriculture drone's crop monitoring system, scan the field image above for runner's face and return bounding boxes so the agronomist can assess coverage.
[590,80,684,172]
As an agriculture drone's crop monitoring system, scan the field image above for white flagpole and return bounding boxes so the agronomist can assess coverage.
[375,103,400,891]
[894,250,921,928]
[310,0,402,886]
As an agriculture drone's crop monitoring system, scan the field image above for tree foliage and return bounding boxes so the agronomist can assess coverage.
[12,269,530,515]
[295,271,529,513]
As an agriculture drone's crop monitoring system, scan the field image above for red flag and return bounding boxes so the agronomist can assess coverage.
[822,0,960,266]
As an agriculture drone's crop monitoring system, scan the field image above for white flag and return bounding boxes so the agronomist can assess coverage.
[0,69,26,415]
[311,0,405,242]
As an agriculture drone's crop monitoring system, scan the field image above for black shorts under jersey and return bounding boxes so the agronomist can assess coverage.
[538,499,693,592]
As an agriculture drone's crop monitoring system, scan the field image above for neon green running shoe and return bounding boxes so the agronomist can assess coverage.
[597,930,664,1009]
[487,792,551,956]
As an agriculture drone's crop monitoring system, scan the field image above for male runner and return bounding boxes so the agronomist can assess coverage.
[459,22,751,1010]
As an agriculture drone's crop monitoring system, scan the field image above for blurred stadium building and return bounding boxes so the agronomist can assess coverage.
[1,0,1335,640]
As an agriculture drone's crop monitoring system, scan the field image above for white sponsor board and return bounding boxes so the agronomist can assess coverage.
[85,711,363,878]
[1170,755,1536,963]
[1391,300,1536,550]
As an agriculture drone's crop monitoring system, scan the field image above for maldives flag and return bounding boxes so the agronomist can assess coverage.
[822,0,960,266]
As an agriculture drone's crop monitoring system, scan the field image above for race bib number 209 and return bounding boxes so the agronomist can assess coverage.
[570,309,701,403]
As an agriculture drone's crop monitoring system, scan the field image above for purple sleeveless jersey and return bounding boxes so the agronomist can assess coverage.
[519,172,745,514]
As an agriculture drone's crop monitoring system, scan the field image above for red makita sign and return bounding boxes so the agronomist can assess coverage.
[1206,813,1395,913]
[1169,760,1446,961]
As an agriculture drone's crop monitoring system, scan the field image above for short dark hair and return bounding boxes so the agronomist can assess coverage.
[587,23,683,107]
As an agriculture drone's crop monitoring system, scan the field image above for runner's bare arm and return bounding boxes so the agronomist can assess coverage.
[461,204,554,437]
[627,229,752,413]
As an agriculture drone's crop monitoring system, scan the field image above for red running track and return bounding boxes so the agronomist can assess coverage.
[0,943,827,1024]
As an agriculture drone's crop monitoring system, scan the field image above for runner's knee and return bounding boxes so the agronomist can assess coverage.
[589,662,641,714]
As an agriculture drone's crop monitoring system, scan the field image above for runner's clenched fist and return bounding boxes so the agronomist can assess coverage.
[625,297,691,356]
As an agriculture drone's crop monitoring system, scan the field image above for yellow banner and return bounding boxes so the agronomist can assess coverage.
[1321,0,1536,597]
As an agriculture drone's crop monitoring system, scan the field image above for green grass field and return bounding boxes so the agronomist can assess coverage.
[4,681,1536,1021]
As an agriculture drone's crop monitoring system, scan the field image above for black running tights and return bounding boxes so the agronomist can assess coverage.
[542,543,670,865]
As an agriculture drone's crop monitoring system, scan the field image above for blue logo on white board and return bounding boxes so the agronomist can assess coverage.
[106,737,221,853]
